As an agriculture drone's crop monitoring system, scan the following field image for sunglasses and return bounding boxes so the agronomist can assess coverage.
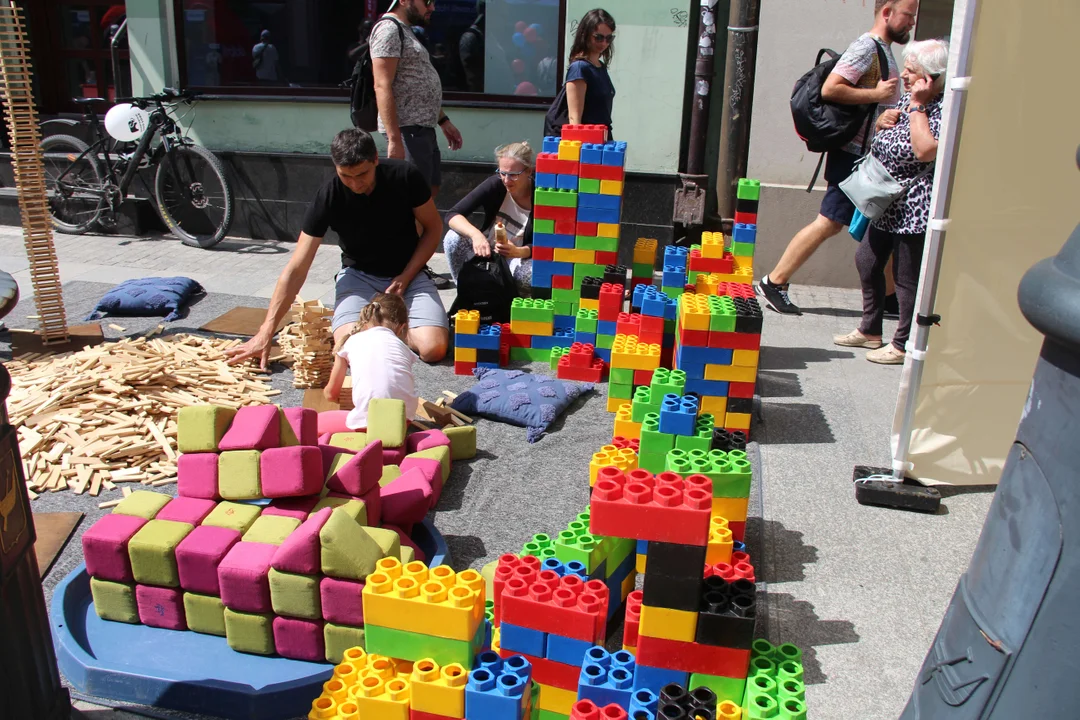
[496,169,526,178]
[592,33,615,43]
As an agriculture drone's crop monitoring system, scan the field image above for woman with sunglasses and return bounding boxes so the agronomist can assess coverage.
[565,9,617,137]
[443,141,535,293]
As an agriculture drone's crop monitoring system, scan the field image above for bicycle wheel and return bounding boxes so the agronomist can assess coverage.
[154,143,234,249]
[41,134,105,234]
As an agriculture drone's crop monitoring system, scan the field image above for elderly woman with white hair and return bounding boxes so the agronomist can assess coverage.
[834,38,949,364]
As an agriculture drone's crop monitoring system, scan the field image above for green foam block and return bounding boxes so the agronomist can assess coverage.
[367,399,407,448]
[361,526,401,559]
[400,545,416,564]
[319,507,384,580]
[443,426,477,461]
[407,445,451,484]
[128,519,194,587]
[379,464,402,487]
[278,408,299,446]
[177,405,236,453]
[202,501,262,533]
[184,592,227,636]
[328,432,368,451]
[90,578,139,624]
[328,453,355,480]
[218,449,262,500]
[223,608,275,655]
[243,515,301,545]
[309,497,367,525]
[112,490,171,520]
[268,568,322,620]
[324,623,366,664]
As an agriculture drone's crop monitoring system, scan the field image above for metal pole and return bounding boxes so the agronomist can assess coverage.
[714,0,760,222]
[110,19,128,100]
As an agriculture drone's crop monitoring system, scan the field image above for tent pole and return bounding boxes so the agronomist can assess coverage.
[890,0,980,480]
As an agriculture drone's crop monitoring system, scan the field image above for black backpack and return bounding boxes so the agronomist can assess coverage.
[791,42,889,186]
[448,255,517,325]
[543,83,570,138]
[347,16,405,132]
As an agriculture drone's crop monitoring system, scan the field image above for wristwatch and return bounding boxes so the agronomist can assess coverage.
[438,115,450,126]
[910,104,928,115]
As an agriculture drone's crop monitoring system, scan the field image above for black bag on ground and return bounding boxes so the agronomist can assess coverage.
[448,255,517,325]
[347,16,404,132]
[543,83,570,138]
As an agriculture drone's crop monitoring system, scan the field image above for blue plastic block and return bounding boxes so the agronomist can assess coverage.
[662,267,686,288]
[629,710,655,720]
[606,552,635,590]
[629,688,659,717]
[678,345,733,366]
[610,649,636,671]
[456,324,501,350]
[597,320,618,336]
[533,233,576,249]
[579,193,621,211]
[499,623,547,658]
[574,331,597,346]
[557,174,579,191]
[632,284,649,308]
[541,558,566,576]
[733,222,757,244]
[602,142,627,167]
[543,136,561,154]
[640,290,673,319]
[466,653,532,720]
[477,362,500,369]
[633,663,689,693]
[553,314,576,332]
[580,143,604,165]
[530,329,574,350]
[663,245,688,269]
[578,649,635,708]
[546,633,594,667]
[565,560,588,579]
[484,619,493,652]
[594,347,611,363]
[659,394,699,436]
[532,260,574,289]
[684,378,731,397]
[535,172,558,189]
[636,539,648,555]
[576,207,621,224]
[678,358,705,381]
[734,540,746,553]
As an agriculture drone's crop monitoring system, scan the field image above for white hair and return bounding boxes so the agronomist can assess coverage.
[904,39,949,94]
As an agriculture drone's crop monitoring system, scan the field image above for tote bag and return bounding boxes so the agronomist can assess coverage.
[839,152,934,221]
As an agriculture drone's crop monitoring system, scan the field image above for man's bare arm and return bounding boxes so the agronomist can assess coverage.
[372,57,404,158]
[822,72,898,105]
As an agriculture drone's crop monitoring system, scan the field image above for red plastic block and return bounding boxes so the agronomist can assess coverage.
[733,211,757,225]
[561,124,607,144]
[493,554,541,625]
[577,221,599,237]
[500,649,580,691]
[599,283,623,321]
[536,204,577,222]
[688,250,734,274]
[500,574,606,643]
[708,331,761,351]
[567,342,596,368]
[632,370,654,387]
[636,634,751,677]
[580,164,625,182]
[639,315,664,335]
[660,347,674,368]
[611,436,640,453]
[615,313,641,337]
[624,590,642,648]
[553,274,574,290]
[729,520,746,542]
[536,153,579,175]
[572,699,629,720]
[595,251,618,266]
[588,468,712,545]
[410,710,457,720]
[706,558,755,583]
[555,219,577,235]
[679,328,709,347]
[728,382,756,399]
[716,282,755,299]
[558,356,605,383]
[454,361,477,376]
[533,245,555,261]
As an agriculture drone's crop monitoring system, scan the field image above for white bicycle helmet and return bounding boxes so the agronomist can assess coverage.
[104,103,150,142]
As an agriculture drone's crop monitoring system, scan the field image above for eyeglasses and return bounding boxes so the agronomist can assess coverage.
[496,169,525,179]
[592,33,615,43]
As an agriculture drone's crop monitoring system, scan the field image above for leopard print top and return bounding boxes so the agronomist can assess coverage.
[871,92,943,234]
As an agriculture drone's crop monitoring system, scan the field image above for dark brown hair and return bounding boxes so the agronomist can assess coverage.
[874,0,899,13]
[336,293,409,350]
[568,9,616,66]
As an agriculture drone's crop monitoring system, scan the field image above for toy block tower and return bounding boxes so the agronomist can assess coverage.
[453,309,481,376]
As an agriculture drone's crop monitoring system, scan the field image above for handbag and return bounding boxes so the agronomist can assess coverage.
[839,151,935,221]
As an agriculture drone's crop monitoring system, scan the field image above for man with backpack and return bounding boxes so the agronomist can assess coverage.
[758,0,917,315]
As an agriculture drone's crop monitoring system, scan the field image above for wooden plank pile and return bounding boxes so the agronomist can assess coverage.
[7,334,279,500]
[277,299,334,389]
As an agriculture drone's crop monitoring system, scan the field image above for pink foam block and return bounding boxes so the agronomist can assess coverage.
[399,457,444,506]
[218,542,278,613]
[406,429,451,454]
[177,453,220,500]
[361,485,381,528]
[260,446,323,498]
[176,525,243,595]
[271,507,332,575]
[316,410,352,438]
[379,468,433,528]
[273,616,325,662]
[155,497,217,525]
[319,576,365,626]
[263,496,320,522]
[318,444,352,477]
[218,405,281,451]
[284,407,318,446]
[326,440,383,496]
[82,514,148,583]
[136,585,187,630]
[382,524,426,564]
[382,447,407,466]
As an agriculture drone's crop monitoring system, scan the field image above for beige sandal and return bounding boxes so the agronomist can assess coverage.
[833,330,884,349]
[866,344,905,364]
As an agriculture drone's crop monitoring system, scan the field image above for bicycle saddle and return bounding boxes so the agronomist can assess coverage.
[72,97,107,105]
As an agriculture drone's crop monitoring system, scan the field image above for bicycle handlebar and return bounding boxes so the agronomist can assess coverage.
[114,88,201,107]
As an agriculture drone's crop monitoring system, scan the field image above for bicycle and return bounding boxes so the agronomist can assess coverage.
[40,87,233,249]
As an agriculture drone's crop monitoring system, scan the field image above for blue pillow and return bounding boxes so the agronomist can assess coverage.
[450,368,594,443]
[87,277,203,322]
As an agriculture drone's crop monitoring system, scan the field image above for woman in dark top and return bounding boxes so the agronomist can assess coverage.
[566,9,617,137]
[443,141,534,293]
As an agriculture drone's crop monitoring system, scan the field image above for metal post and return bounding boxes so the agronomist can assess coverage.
[714,0,760,223]
[110,19,128,100]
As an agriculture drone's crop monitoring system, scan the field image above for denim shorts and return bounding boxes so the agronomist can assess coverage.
[331,267,448,332]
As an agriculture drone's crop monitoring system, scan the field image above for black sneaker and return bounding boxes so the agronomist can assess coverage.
[757,275,801,315]
[883,293,900,319]
[423,265,452,289]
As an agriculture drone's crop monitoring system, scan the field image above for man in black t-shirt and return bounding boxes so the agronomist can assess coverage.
[227,128,448,366]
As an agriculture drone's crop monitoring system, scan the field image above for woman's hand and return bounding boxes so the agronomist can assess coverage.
[876,108,901,131]
[910,77,936,106]
[472,233,492,258]
[495,242,529,259]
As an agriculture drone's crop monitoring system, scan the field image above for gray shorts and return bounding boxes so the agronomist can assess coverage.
[332,267,449,333]
[399,125,441,187]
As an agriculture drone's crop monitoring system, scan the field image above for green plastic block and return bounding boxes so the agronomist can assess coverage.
[638,452,667,474]
[90,578,139,623]
[184,592,227,636]
[112,490,171,520]
[177,405,236,453]
[361,526,401,559]
[243,515,301,545]
[202,501,262,533]
[688,270,704,285]
[309,497,367,524]
[409,445,451,484]
[367,398,407,448]
[536,708,566,720]
[400,544,416,564]
[379,464,402,487]
[510,346,552,363]
[737,178,761,201]
[549,347,569,370]
[320,507,384,580]
[328,432,369,451]
[576,235,619,252]
[444,425,477,460]
[218,449,262,500]
[609,382,633,401]
[535,188,578,208]
[607,536,636,572]
[689,672,746,704]
[661,285,684,299]
[595,334,615,350]
[324,623,366,663]
[709,308,736,333]
[533,218,555,234]
[553,529,601,573]
[631,387,661,423]
[631,262,654,278]
[639,415,675,456]
[553,301,575,317]
[128,519,194,587]
[733,241,755,258]
[511,297,556,323]
[573,263,606,287]
[651,369,686,398]
[575,308,598,333]
[552,288,580,304]
[578,178,600,194]
[675,429,712,453]
[268,568,321,620]
[609,367,633,385]
[223,608,275,655]
[364,620,482,667]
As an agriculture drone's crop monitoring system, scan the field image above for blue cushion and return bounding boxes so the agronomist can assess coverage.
[450,368,594,443]
[87,277,203,323]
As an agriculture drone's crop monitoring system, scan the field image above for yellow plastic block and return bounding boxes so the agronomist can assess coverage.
[679,294,712,331]
[600,180,624,196]
[589,447,637,486]
[700,395,728,416]
[538,683,577,714]
[579,297,599,312]
[610,335,661,371]
[510,319,554,337]
[636,554,646,574]
[701,231,725,259]
[620,570,637,599]
[606,396,626,413]
[558,139,582,161]
[453,347,477,363]
[633,237,658,264]
[639,604,698,642]
[733,349,760,368]
[553,248,597,264]
[706,516,733,566]
[410,658,468,718]
[712,496,749,522]
[704,364,757,383]
[362,559,485,641]
[348,675,410,720]
[454,310,480,335]
[733,255,754,272]
[726,412,752,430]
[597,223,620,239]
[696,274,719,295]
[308,695,339,719]
[613,405,641,440]
[622,644,637,656]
